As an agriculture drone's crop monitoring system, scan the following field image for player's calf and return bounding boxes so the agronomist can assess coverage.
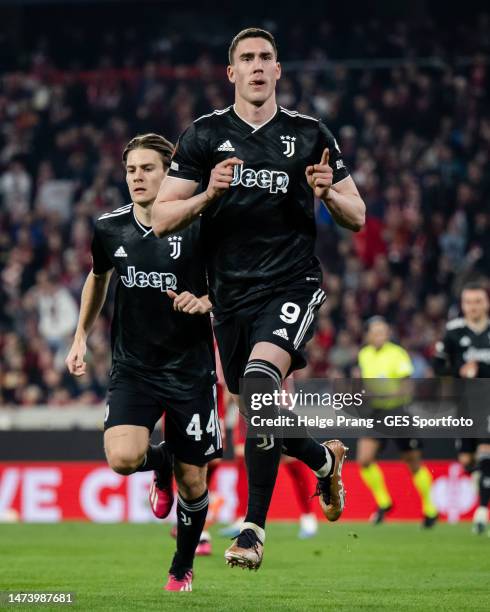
[166,463,209,584]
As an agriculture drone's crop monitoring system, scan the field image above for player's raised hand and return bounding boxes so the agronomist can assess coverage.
[167,289,212,315]
[459,361,478,378]
[305,148,333,200]
[205,157,243,201]
[65,338,87,377]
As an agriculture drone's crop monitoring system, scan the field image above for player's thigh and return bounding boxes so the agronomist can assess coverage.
[174,459,207,499]
[165,385,223,467]
[104,425,150,468]
[104,371,164,468]
[213,315,249,394]
[251,284,326,376]
[357,437,381,465]
[399,445,423,472]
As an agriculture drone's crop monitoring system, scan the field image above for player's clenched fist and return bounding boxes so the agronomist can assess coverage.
[205,157,243,201]
[459,361,478,378]
[65,338,87,377]
[167,290,212,314]
[305,148,333,200]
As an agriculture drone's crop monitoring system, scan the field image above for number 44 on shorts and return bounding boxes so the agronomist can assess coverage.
[186,412,217,441]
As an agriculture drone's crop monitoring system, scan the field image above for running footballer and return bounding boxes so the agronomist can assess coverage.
[152,28,366,570]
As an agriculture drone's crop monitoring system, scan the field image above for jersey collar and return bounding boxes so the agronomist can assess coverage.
[464,319,490,335]
[131,204,153,237]
[231,104,279,135]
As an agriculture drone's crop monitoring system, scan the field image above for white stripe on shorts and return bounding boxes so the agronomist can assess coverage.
[293,289,326,349]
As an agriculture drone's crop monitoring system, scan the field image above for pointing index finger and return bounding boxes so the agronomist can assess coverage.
[320,148,329,166]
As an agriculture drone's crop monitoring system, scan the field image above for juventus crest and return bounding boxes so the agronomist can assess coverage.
[168,235,182,259]
[280,135,296,157]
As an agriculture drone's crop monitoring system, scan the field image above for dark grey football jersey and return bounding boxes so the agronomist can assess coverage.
[433,317,490,378]
[91,203,215,398]
[168,105,350,317]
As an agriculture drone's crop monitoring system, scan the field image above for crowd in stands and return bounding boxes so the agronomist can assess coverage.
[0,13,489,405]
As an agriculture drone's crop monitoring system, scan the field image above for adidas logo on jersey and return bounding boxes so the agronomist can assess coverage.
[217,140,235,151]
[114,246,127,257]
[204,444,215,456]
[273,328,289,340]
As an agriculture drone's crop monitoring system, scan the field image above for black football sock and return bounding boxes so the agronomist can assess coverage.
[282,412,334,476]
[242,359,283,529]
[171,489,209,571]
[477,456,490,507]
[136,442,172,483]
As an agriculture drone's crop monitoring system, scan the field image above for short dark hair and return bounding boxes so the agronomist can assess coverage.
[461,280,487,293]
[122,133,174,169]
[228,28,278,64]
[366,315,388,330]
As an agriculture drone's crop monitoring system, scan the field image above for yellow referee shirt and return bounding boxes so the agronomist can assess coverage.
[358,342,414,409]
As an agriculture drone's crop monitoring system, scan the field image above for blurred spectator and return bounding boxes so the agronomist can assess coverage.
[0,11,489,404]
[26,271,78,352]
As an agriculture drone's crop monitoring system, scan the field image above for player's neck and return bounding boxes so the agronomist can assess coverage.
[233,96,277,127]
[464,317,489,333]
[133,201,153,227]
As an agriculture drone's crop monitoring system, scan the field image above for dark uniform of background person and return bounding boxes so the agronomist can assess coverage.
[433,281,490,534]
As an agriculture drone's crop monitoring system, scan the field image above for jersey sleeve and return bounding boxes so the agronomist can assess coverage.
[393,347,414,378]
[317,121,350,185]
[167,123,208,182]
[91,226,113,275]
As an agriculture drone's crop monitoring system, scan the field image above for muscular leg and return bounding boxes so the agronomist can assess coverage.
[238,343,289,531]
[401,449,438,521]
[240,342,332,529]
[357,438,393,512]
[104,425,150,474]
[170,461,209,574]
[104,424,170,476]
[473,443,490,533]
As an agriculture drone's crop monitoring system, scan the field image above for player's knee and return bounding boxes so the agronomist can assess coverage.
[175,468,207,499]
[106,448,145,475]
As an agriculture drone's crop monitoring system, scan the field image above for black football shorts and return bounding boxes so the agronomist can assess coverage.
[213,281,326,394]
[104,367,222,466]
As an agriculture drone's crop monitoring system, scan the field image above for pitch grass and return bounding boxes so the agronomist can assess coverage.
[1,522,488,611]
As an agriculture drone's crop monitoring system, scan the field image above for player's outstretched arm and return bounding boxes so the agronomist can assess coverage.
[306,148,365,232]
[65,270,112,377]
[152,157,243,237]
[167,289,213,315]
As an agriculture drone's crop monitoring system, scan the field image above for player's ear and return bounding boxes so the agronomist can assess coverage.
[276,61,282,81]
[227,65,236,84]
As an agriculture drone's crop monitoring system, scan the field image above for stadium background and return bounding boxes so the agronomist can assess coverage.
[0,0,489,525]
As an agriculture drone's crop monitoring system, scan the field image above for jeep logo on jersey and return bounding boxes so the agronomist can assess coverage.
[280,135,296,157]
[121,266,177,291]
[231,165,289,194]
[168,236,182,259]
